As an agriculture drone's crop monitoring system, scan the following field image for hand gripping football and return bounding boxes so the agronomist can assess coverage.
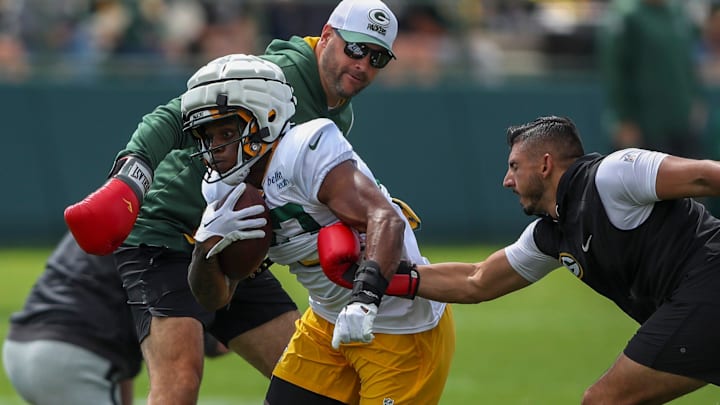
[205,183,273,280]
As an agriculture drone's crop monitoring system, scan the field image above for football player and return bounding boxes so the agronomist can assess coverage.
[182,54,455,404]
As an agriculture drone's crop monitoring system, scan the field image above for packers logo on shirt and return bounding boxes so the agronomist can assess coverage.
[621,150,640,162]
[559,253,584,279]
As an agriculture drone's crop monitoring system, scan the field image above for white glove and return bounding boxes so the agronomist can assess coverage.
[194,182,267,259]
[331,302,378,349]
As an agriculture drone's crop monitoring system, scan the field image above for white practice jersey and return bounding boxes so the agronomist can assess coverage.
[505,148,668,283]
[204,118,445,334]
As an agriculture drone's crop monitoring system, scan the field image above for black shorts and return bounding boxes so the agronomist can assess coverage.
[115,245,297,346]
[624,269,720,385]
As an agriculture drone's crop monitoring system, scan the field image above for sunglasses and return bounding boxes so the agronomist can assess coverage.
[336,32,394,69]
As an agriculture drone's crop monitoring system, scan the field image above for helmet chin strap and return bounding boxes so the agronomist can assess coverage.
[221,123,259,185]
[221,154,259,186]
[220,137,281,187]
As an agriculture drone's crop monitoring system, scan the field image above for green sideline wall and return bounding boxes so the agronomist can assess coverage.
[1,79,615,246]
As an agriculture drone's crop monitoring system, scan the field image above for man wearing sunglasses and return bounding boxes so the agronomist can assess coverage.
[63,0,426,403]
[261,0,397,131]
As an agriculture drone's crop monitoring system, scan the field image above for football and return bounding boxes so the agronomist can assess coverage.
[206,183,273,280]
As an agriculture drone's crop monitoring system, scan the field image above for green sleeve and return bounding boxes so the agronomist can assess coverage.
[116,97,195,168]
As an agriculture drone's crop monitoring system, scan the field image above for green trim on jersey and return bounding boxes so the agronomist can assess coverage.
[270,203,322,238]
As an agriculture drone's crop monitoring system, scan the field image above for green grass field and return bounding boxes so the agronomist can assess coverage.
[1,245,719,404]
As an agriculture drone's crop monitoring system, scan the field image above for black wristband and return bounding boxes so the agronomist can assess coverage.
[110,154,153,201]
[350,260,389,307]
[397,260,420,299]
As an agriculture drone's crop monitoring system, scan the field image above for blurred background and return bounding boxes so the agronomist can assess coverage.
[4,0,720,246]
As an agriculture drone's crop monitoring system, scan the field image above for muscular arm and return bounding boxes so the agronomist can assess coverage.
[655,156,720,200]
[188,242,239,311]
[317,160,405,280]
[416,249,531,304]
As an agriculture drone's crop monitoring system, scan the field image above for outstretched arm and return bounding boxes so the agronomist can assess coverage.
[655,156,720,200]
[318,224,534,303]
[416,249,531,303]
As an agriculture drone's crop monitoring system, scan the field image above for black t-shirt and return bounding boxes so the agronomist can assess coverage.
[8,233,142,380]
[533,154,720,323]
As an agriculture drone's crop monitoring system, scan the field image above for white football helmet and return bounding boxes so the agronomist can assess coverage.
[181,54,296,185]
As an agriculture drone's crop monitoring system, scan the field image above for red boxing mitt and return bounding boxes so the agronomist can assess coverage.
[64,155,152,255]
[318,222,360,289]
[318,222,420,299]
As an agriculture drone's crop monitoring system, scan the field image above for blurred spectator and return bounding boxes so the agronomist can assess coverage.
[4,0,680,84]
[465,27,504,84]
[0,34,29,81]
[262,1,335,41]
[697,2,720,214]
[4,0,260,81]
[193,1,260,63]
[0,0,28,82]
[68,0,132,79]
[598,0,707,157]
[535,0,607,72]
[698,2,720,85]
[381,4,463,86]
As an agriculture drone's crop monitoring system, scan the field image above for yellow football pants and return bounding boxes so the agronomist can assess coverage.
[272,305,455,404]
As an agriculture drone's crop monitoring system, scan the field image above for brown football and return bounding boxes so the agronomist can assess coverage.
[205,183,273,280]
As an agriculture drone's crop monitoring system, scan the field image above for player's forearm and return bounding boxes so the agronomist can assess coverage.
[417,250,530,303]
[188,244,235,310]
[416,262,484,303]
[363,211,405,280]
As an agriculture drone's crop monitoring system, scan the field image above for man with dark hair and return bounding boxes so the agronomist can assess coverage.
[323,115,720,403]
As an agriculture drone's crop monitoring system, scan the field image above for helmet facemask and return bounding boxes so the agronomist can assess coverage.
[180,54,297,185]
[186,101,277,185]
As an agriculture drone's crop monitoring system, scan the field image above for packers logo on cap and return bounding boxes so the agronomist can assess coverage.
[367,9,390,35]
[369,9,391,26]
